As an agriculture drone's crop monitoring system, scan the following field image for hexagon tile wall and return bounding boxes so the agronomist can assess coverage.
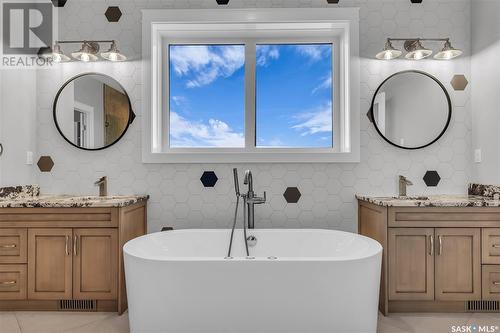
[37,0,472,232]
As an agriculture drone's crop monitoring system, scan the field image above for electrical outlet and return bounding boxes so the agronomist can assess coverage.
[26,151,33,165]
[474,149,482,163]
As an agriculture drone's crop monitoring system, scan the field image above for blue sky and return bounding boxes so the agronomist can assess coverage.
[169,44,333,148]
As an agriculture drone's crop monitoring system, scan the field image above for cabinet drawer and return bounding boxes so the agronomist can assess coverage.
[482,229,500,264]
[482,265,500,300]
[0,264,27,299]
[0,229,27,263]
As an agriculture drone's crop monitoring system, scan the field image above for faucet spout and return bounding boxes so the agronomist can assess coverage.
[398,175,413,197]
[94,176,108,197]
[244,170,253,193]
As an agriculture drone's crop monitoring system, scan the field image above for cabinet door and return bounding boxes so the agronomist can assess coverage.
[73,229,117,300]
[28,229,72,299]
[435,228,481,301]
[388,228,435,300]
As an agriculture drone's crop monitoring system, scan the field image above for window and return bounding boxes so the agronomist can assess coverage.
[256,43,334,148]
[168,44,245,148]
[143,9,360,163]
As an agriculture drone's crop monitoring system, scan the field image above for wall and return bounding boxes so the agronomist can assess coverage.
[34,0,472,233]
[0,70,37,186]
[471,0,500,184]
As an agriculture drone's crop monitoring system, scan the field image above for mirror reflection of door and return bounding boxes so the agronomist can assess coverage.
[104,85,129,146]
[73,102,94,149]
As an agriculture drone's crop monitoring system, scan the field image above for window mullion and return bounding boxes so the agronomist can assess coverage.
[245,41,257,150]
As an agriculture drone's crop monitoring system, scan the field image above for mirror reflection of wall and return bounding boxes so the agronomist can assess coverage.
[55,74,132,150]
[372,71,451,150]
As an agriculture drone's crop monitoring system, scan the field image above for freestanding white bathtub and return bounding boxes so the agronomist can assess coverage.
[124,229,382,333]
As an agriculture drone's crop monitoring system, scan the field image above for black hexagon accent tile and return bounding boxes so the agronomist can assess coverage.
[105,6,122,22]
[200,171,218,188]
[423,171,441,187]
[37,156,54,172]
[366,108,374,123]
[51,0,67,7]
[283,187,301,203]
[216,0,229,4]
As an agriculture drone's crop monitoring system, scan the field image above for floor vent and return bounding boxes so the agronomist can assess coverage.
[58,300,96,311]
[466,300,500,312]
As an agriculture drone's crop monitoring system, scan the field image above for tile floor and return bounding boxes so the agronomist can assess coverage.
[0,311,499,333]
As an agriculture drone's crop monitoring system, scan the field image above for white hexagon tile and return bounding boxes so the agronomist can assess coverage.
[36,0,472,232]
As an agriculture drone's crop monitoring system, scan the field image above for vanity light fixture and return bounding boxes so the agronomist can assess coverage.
[376,38,462,61]
[41,40,127,63]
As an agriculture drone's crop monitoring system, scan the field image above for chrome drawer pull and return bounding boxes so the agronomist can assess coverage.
[494,282,500,286]
[438,236,443,255]
[0,280,16,285]
[0,244,16,249]
[73,235,78,256]
[429,235,434,256]
[492,244,500,248]
[65,236,70,256]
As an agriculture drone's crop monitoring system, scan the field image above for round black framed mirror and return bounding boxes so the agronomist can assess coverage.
[53,73,135,151]
[370,70,452,150]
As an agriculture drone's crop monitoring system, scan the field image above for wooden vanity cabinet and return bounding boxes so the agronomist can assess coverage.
[0,202,146,313]
[359,202,500,314]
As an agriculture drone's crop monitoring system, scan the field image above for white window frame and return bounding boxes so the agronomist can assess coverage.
[142,8,360,163]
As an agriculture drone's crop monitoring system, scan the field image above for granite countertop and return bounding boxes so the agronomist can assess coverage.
[0,194,149,208]
[357,183,500,207]
[356,194,500,207]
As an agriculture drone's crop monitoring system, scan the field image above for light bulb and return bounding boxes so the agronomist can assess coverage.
[81,53,90,62]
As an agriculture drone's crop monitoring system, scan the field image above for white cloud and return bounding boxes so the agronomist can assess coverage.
[292,103,333,136]
[294,45,330,61]
[171,95,186,106]
[256,45,280,66]
[312,75,332,94]
[170,45,245,88]
[170,112,244,148]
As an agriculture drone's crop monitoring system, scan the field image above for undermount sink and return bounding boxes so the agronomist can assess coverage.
[391,196,430,201]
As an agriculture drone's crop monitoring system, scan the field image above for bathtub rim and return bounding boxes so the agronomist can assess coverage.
[123,228,382,263]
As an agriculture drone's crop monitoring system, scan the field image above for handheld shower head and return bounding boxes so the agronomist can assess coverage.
[233,168,240,196]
